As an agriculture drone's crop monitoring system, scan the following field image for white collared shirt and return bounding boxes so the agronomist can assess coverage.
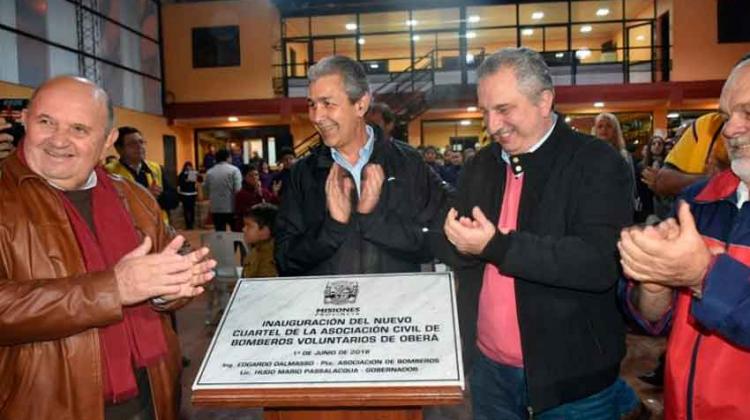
[48,170,98,191]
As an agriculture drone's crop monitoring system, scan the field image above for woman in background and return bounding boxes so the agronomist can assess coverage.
[177,161,199,229]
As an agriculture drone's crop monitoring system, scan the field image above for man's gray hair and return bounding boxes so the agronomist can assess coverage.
[476,47,554,102]
[308,55,370,103]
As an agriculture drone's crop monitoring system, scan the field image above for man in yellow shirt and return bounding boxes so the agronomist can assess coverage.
[106,127,177,224]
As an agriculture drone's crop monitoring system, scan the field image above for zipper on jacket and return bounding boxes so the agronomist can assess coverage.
[686,335,702,420]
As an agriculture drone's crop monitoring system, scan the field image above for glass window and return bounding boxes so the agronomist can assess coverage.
[360,33,410,71]
[519,2,568,25]
[466,5,516,28]
[100,0,159,39]
[571,0,623,23]
[520,27,544,51]
[545,26,569,51]
[285,42,309,77]
[572,22,622,62]
[412,8,460,31]
[334,37,357,59]
[468,28,517,58]
[311,14,356,36]
[436,32,460,70]
[625,0,655,20]
[285,17,309,38]
[627,23,652,62]
[360,11,409,34]
[312,39,334,62]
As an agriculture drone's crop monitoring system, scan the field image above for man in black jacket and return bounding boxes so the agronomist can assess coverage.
[275,55,449,276]
[433,48,633,418]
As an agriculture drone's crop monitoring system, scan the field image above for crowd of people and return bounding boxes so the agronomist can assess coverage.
[1,47,749,420]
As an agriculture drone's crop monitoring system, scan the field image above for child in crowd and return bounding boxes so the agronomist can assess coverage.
[241,203,278,278]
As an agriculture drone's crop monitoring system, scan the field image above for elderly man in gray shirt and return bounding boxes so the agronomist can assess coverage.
[203,148,242,231]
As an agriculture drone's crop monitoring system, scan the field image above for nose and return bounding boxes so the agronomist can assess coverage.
[486,111,505,135]
[309,103,327,124]
[723,112,750,139]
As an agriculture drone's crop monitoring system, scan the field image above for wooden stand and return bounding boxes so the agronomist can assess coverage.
[192,385,463,420]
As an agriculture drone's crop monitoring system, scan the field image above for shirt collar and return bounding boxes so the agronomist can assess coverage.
[48,170,98,191]
[501,113,558,176]
[737,182,748,209]
[330,125,376,195]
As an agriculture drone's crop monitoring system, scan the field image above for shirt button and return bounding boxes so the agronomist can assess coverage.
[515,165,522,172]
[512,157,519,163]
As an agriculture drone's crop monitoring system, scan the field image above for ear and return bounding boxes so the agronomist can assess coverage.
[355,93,372,118]
[20,108,28,127]
[537,90,555,117]
[101,127,118,159]
[259,226,272,241]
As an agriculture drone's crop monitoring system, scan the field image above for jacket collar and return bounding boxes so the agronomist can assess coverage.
[694,169,741,203]
[489,116,568,173]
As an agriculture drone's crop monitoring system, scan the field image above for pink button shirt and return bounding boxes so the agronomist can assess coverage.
[476,165,524,367]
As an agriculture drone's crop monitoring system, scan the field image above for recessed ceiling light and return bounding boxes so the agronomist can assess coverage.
[405,19,418,26]
[358,37,365,45]
[575,48,591,59]
[369,63,379,69]
[532,11,545,20]
[468,15,480,23]
[228,116,239,122]
[636,35,645,41]
[555,52,565,58]
[412,35,421,41]
[580,25,593,33]
[460,120,472,126]
[466,31,477,39]
[467,106,478,112]
[596,8,610,17]
[521,28,534,36]
[667,112,680,119]
[345,23,357,31]
[594,102,605,108]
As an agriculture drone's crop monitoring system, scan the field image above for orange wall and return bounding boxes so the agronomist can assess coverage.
[162,0,280,103]
[672,0,750,81]
[0,81,190,171]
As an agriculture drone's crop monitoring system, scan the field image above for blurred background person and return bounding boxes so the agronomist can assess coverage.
[177,161,199,230]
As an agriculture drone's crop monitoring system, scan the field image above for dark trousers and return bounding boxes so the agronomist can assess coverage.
[180,195,196,229]
[470,352,620,420]
[212,212,234,231]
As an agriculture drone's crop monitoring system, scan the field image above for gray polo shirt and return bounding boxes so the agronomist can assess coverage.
[203,161,242,213]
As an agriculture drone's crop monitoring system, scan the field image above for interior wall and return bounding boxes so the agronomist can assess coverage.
[162,0,280,103]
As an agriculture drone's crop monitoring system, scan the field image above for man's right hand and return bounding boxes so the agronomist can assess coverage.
[325,164,353,224]
[0,123,15,161]
[114,235,216,306]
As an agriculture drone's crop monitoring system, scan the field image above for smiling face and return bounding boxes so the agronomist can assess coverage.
[308,73,370,156]
[721,64,750,182]
[478,67,554,155]
[22,77,115,190]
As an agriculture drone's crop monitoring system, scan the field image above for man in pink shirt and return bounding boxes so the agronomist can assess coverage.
[433,47,633,419]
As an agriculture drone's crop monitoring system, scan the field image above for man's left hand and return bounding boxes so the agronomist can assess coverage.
[444,206,497,255]
[357,164,384,214]
[618,201,714,289]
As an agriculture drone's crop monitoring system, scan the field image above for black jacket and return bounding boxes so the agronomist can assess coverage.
[431,119,633,412]
[275,126,450,276]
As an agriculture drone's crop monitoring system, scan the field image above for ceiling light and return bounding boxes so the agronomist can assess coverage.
[636,35,645,41]
[228,116,239,122]
[466,31,477,39]
[369,63,379,69]
[531,11,545,20]
[521,28,534,36]
[596,8,610,17]
[460,120,472,126]
[468,15,480,23]
[358,37,365,45]
[667,112,680,119]
[580,25,593,33]
[465,53,475,63]
[345,23,357,31]
[405,19,418,26]
[467,106,478,112]
[564,116,572,123]
[412,35,421,41]
[575,48,591,59]
[594,102,605,108]
[555,52,565,58]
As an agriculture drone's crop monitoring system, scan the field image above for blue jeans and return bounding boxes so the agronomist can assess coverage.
[470,352,620,420]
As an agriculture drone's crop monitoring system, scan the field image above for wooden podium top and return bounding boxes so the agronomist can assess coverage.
[192,385,464,409]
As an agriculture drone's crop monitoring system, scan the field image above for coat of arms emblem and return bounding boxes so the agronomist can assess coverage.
[324,281,359,305]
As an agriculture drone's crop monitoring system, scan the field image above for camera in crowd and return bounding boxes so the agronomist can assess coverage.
[1,98,29,147]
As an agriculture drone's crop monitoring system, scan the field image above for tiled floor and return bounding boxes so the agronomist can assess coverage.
[175,229,665,419]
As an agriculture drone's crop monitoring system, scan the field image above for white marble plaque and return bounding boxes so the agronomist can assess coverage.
[193,272,464,390]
